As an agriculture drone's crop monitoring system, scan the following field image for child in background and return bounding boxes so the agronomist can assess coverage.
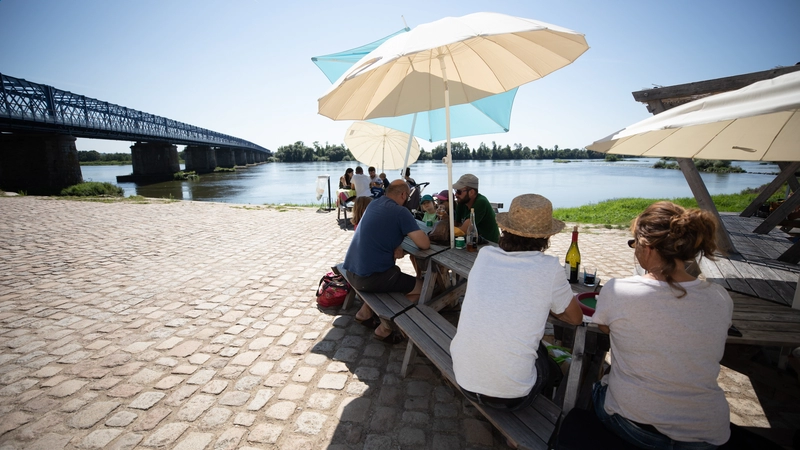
[350,196,372,231]
[433,190,450,221]
[420,195,438,227]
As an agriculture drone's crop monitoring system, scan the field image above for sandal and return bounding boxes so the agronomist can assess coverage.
[355,314,381,330]
[373,330,405,345]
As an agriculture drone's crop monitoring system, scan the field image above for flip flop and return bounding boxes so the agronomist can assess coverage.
[373,330,405,345]
[355,314,381,330]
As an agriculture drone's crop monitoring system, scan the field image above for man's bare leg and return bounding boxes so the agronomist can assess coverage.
[356,304,373,322]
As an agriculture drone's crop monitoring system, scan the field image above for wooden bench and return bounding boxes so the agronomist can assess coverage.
[333,264,415,326]
[394,304,562,450]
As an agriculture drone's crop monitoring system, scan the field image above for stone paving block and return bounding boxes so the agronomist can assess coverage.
[68,400,120,429]
[41,374,69,388]
[128,391,165,409]
[248,337,273,350]
[48,379,87,397]
[90,376,122,390]
[129,368,163,385]
[106,383,142,398]
[168,340,202,357]
[318,373,348,390]
[172,364,198,375]
[265,401,297,420]
[0,378,38,395]
[201,379,228,394]
[187,353,210,365]
[463,418,494,447]
[22,394,60,413]
[177,394,216,421]
[106,410,138,427]
[219,390,250,406]
[214,427,246,450]
[141,422,189,447]
[230,350,260,366]
[0,411,32,435]
[154,375,184,390]
[106,432,143,450]
[246,388,275,411]
[398,427,426,446]
[338,397,371,423]
[78,428,124,449]
[165,384,199,406]
[234,375,261,391]
[278,384,307,400]
[26,432,72,450]
[248,361,275,376]
[187,368,216,385]
[132,407,171,431]
[173,432,214,450]
[295,411,327,435]
[199,407,232,428]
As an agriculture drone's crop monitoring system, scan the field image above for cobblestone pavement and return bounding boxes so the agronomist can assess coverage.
[0,196,796,449]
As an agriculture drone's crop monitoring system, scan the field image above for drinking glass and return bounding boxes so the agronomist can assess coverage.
[583,266,597,286]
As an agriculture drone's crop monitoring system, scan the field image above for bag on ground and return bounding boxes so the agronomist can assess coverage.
[316,271,350,308]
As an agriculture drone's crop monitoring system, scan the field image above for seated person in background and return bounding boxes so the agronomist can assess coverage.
[451,194,583,411]
[453,173,500,243]
[368,166,384,197]
[419,195,438,226]
[339,168,353,189]
[351,166,372,198]
[379,172,390,189]
[433,190,450,218]
[343,180,430,344]
[350,196,372,231]
[404,167,416,187]
[592,201,732,449]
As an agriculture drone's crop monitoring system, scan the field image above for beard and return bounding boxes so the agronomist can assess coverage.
[457,195,469,205]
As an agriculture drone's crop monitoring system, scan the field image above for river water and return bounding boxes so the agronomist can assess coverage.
[81,159,781,209]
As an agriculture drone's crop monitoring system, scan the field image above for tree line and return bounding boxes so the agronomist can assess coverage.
[272,141,609,163]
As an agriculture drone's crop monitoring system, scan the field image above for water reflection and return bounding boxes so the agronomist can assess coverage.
[80,160,780,209]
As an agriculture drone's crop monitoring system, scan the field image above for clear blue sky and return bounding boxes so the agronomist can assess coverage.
[1,0,798,154]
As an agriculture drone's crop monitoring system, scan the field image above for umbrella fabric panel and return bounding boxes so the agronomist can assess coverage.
[370,88,517,142]
[311,28,409,83]
[344,122,420,170]
[318,13,588,120]
[587,71,800,161]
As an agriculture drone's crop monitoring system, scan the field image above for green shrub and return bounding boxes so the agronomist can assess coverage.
[173,171,199,181]
[214,167,236,173]
[60,182,124,197]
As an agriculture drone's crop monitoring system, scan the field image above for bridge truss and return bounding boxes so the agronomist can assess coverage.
[0,73,269,153]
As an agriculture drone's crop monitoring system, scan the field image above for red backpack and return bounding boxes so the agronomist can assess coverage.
[316,272,350,308]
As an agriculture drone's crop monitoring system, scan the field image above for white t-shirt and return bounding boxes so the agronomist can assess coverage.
[370,174,382,187]
[592,276,733,445]
[351,173,371,198]
[450,247,573,398]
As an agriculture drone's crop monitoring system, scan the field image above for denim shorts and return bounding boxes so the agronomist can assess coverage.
[592,382,718,450]
[346,266,416,294]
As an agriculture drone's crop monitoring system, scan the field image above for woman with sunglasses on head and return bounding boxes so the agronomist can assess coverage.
[592,201,733,449]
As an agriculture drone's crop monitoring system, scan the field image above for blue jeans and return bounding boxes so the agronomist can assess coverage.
[592,383,717,450]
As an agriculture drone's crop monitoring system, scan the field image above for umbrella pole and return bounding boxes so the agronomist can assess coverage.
[401,113,418,179]
[439,56,455,249]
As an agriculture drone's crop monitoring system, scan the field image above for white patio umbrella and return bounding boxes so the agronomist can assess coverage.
[344,121,420,171]
[318,12,589,247]
[587,71,800,161]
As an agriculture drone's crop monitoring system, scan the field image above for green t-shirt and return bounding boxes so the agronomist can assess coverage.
[455,193,499,243]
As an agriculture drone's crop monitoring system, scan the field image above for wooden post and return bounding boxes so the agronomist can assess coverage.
[740,161,800,217]
[645,100,735,254]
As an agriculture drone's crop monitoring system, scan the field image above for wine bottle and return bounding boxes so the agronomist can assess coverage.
[565,226,581,283]
[466,208,479,252]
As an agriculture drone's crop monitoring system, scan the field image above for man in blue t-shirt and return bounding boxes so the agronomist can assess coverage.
[343,179,430,343]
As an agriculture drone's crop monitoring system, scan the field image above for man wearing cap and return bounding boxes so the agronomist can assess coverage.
[343,179,430,344]
[452,173,500,243]
[450,194,583,411]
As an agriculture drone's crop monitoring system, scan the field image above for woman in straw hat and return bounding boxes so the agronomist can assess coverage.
[590,202,732,448]
[450,194,583,412]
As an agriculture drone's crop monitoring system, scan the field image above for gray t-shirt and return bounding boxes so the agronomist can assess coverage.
[592,276,733,445]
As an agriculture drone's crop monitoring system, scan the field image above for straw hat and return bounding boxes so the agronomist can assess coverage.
[496,194,565,238]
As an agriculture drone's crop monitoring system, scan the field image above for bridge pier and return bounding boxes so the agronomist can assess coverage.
[215,148,235,168]
[234,149,247,167]
[0,133,82,194]
[246,151,255,165]
[184,145,217,173]
[117,141,179,183]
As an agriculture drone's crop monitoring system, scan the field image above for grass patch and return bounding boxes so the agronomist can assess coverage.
[60,182,124,197]
[174,171,200,181]
[553,186,785,226]
[214,167,236,173]
[231,203,308,212]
